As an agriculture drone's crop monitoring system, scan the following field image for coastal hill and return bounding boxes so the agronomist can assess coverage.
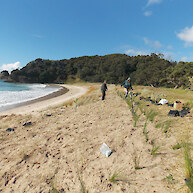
[2,53,193,88]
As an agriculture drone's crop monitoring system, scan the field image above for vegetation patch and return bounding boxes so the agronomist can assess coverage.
[183,142,193,192]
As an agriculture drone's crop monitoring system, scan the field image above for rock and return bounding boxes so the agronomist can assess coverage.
[6,128,14,132]
[23,121,32,126]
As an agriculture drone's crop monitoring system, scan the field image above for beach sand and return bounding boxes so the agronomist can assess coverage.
[0,84,186,192]
[0,84,88,115]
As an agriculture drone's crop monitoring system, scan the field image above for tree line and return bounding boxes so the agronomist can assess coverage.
[1,53,193,89]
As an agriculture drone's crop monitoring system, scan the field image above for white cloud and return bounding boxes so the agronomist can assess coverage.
[0,61,21,73]
[147,0,163,6]
[144,11,152,16]
[143,37,162,49]
[125,49,149,56]
[177,26,193,46]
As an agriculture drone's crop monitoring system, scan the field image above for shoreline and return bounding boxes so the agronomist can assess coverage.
[0,84,88,115]
[0,85,69,113]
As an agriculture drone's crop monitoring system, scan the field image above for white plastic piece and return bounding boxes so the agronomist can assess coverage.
[100,143,112,157]
[158,99,168,105]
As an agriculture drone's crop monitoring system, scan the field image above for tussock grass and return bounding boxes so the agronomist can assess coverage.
[133,111,141,127]
[163,174,175,184]
[109,172,120,183]
[143,121,149,142]
[183,141,193,192]
[155,120,172,134]
[151,144,160,155]
[117,90,141,127]
[172,142,182,150]
[109,171,129,184]
[133,152,144,170]
[145,110,158,123]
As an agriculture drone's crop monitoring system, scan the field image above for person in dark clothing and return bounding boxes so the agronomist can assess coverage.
[101,80,108,100]
[121,77,133,99]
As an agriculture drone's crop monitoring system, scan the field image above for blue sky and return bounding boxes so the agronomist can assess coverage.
[1,0,193,72]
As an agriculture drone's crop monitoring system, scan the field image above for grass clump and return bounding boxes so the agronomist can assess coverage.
[155,120,172,134]
[183,142,193,192]
[109,172,120,183]
[143,121,149,142]
[163,174,175,184]
[133,153,145,170]
[151,144,160,155]
[172,142,182,150]
[118,90,141,127]
[109,171,129,184]
[133,111,141,127]
[146,110,158,123]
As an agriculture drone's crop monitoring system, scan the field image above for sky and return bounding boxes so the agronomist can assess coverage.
[1,0,193,72]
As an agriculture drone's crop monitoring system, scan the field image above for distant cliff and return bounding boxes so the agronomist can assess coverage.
[4,54,193,88]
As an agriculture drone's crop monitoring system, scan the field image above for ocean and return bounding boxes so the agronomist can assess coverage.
[0,80,62,112]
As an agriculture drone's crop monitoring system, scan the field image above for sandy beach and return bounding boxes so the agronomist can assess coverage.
[0,84,88,115]
[0,84,190,192]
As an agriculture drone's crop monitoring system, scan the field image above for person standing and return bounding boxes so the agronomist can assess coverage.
[121,77,133,98]
[101,80,108,100]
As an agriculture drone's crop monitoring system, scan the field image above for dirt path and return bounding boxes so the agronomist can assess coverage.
[0,84,177,192]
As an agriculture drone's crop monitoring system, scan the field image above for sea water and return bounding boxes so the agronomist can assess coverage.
[0,80,61,111]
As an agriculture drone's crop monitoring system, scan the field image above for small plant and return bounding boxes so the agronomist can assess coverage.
[155,120,172,134]
[151,144,160,155]
[146,110,158,123]
[155,121,162,129]
[78,175,87,193]
[143,121,149,142]
[109,172,119,183]
[183,142,193,192]
[118,90,140,127]
[74,98,78,109]
[163,174,175,184]
[109,171,129,184]
[162,120,172,133]
[172,142,182,150]
[133,154,145,170]
[133,112,140,127]
[138,103,145,114]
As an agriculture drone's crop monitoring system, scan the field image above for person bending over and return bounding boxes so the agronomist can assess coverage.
[121,77,133,99]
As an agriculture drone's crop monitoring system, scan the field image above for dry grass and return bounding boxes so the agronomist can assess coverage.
[133,85,193,191]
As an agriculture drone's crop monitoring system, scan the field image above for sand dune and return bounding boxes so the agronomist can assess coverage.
[0,84,185,192]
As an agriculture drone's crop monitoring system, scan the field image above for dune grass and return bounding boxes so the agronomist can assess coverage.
[109,172,120,183]
[151,144,160,155]
[183,141,193,192]
[163,174,175,184]
[172,142,182,150]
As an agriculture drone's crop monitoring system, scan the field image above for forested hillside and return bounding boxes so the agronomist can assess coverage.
[3,53,193,88]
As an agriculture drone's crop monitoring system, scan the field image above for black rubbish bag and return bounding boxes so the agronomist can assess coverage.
[168,110,180,117]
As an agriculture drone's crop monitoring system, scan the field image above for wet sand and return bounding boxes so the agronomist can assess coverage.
[0,85,69,113]
[0,84,88,115]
